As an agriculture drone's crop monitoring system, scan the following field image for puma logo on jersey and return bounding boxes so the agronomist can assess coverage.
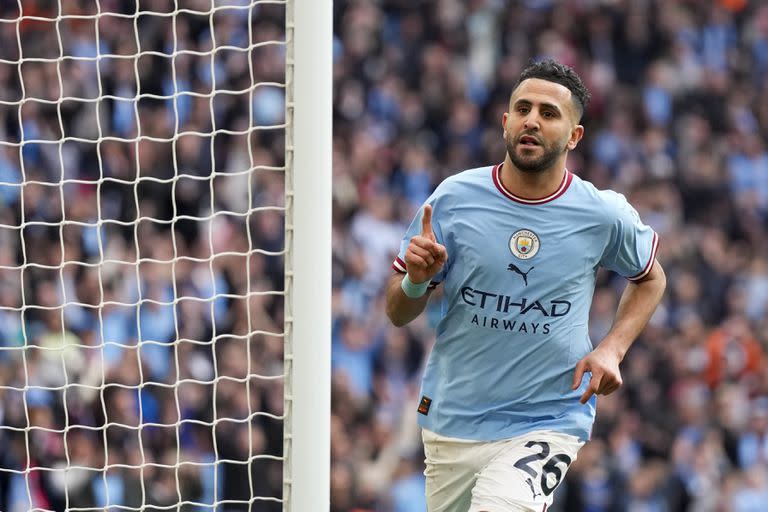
[507,263,534,286]
[526,477,541,499]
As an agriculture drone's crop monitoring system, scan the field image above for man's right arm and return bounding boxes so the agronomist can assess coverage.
[385,273,433,327]
[385,204,447,327]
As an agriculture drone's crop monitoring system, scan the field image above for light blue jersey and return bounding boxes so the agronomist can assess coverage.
[393,164,658,442]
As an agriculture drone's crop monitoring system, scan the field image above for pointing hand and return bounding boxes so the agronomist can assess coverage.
[404,204,448,285]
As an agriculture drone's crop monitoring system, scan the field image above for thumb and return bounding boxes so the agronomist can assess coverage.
[572,359,588,390]
[421,204,435,239]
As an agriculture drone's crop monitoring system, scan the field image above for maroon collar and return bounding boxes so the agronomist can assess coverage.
[492,163,573,205]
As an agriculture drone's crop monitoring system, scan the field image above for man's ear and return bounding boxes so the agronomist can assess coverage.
[502,112,509,136]
[567,125,584,150]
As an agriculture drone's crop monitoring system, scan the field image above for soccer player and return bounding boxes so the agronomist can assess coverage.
[385,60,666,511]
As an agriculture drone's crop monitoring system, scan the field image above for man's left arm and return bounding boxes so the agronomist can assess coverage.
[572,259,666,404]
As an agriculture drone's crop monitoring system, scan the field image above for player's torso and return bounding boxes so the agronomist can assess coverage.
[425,170,611,409]
[438,177,607,343]
[419,168,615,440]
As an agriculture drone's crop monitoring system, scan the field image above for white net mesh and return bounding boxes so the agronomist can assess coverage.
[0,1,286,510]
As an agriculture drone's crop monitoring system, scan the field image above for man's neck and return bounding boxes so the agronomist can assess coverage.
[500,155,567,199]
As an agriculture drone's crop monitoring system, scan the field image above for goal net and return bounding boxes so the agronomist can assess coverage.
[0,0,325,510]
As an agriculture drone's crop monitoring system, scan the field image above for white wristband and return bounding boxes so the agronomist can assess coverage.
[401,273,430,298]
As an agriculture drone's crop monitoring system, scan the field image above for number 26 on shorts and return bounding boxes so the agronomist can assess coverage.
[513,441,572,497]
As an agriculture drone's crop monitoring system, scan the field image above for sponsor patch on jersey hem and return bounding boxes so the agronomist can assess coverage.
[417,396,432,415]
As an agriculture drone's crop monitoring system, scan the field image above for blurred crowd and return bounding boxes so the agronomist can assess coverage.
[329,0,768,511]
[1,0,768,512]
[0,1,286,511]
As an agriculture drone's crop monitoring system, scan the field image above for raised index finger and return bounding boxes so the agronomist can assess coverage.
[421,204,434,238]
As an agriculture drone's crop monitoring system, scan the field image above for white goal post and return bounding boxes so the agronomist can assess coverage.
[285,0,331,510]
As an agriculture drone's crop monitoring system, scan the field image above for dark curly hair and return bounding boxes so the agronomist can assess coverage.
[512,59,591,121]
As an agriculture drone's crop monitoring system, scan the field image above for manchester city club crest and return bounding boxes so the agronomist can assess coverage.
[509,229,540,259]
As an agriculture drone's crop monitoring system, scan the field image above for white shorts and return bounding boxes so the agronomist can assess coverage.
[422,428,584,512]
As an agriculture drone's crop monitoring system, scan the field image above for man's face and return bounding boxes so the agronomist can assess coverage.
[502,78,583,173]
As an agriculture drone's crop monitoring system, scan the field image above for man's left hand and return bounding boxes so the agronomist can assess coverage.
[571,344,623,404]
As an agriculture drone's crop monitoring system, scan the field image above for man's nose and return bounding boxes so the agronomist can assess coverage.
[523,114,540,130]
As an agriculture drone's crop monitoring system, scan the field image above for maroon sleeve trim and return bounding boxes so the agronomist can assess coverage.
[627,232,659,281]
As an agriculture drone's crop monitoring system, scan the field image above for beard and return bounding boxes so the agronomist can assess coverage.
[505,132,567,174]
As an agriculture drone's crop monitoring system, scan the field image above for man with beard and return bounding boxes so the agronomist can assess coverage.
[385,60,666,511]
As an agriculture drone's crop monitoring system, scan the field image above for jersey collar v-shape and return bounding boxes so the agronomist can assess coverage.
[491,163,573,205]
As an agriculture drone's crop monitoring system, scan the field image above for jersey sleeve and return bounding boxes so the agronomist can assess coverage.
[392,196,448,288]
[599,193,659,281]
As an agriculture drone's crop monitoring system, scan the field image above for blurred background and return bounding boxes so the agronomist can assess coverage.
[0,0,767,511]
[330,0,768,511]
[0,1,286,511]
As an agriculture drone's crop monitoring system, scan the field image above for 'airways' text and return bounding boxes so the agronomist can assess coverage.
[471,314,551,334]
